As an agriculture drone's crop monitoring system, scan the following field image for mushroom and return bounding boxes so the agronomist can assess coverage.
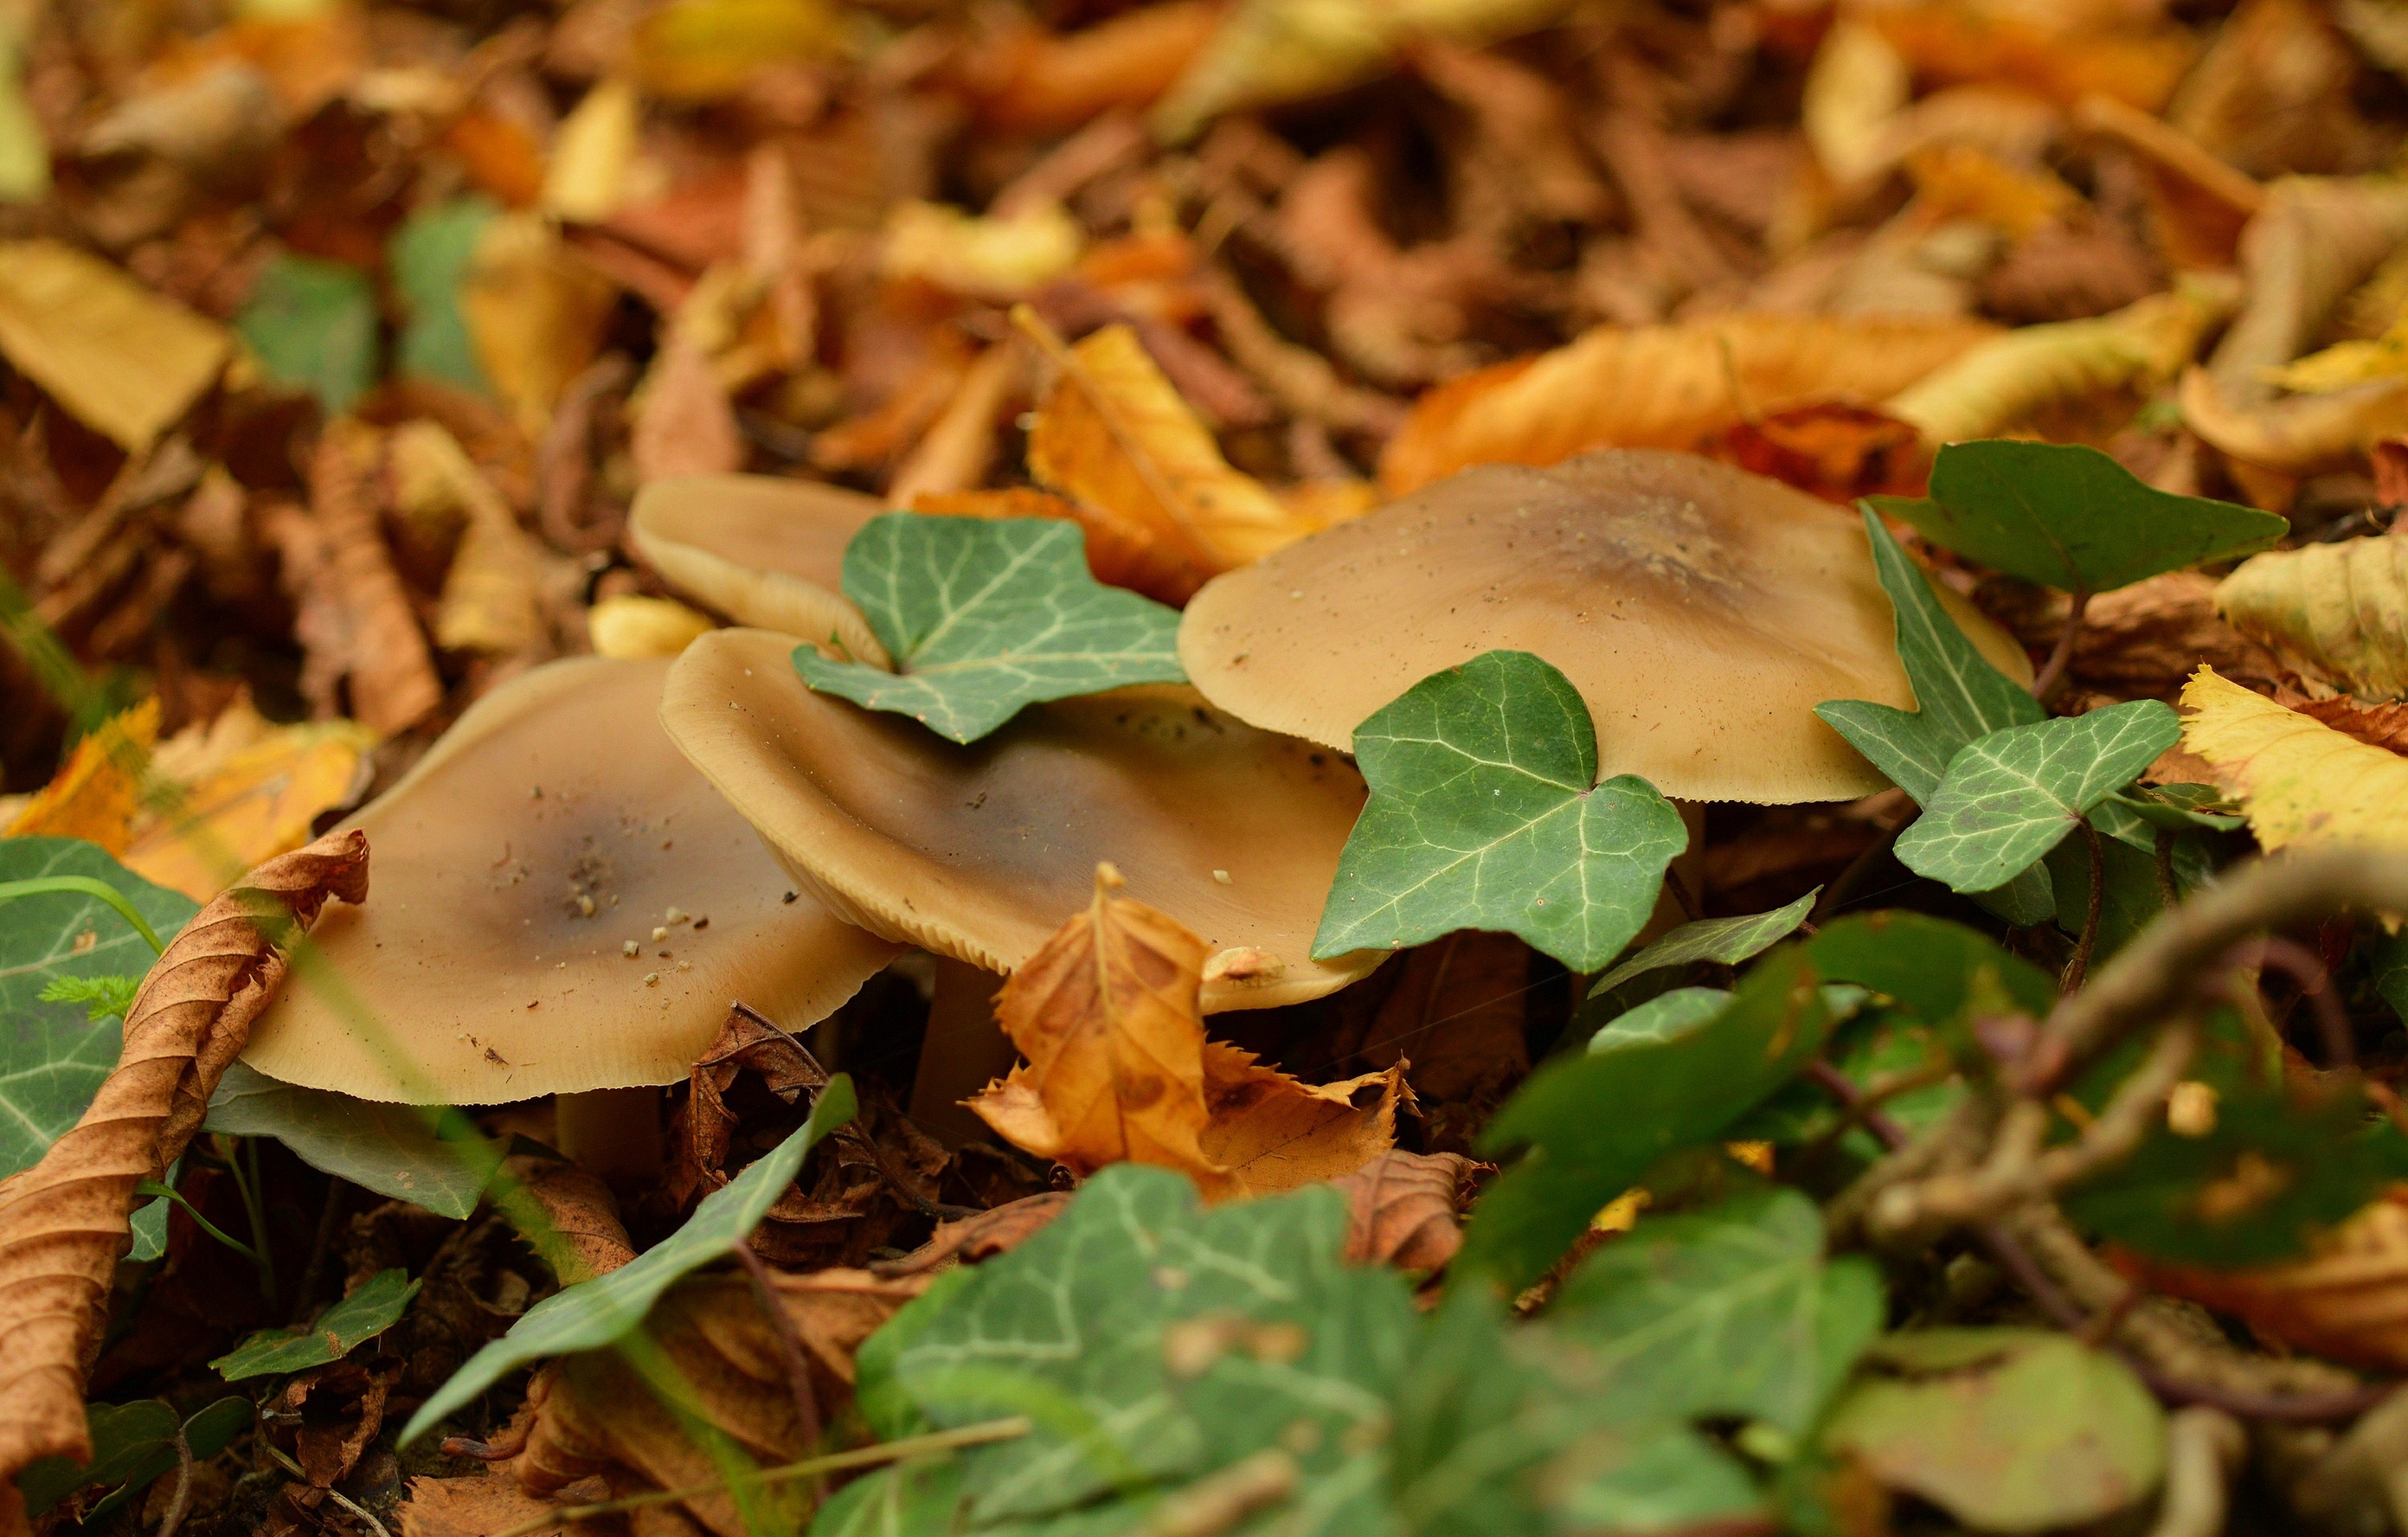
[240,654,901,1171]
[629,473,890,665]
[660,628,1385,1136]
[1178,449,2032,803]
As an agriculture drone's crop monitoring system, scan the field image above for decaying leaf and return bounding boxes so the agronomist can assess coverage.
[0,240,231,450]
[278,421,445,734]
[2276,689,2408,754]
[0,831,368,1524]
[2117,1190,2408,1372]
[1328,1149,1478,1272]
[1714,404,1929,502]
[2217,535,2408,698]
[1022,315,1312,571]
[969,865,1404,1201]
[458,213,617,437]
[2205,176,2408,409]
[2182,368,2408,476]
[2178,665,2408,854]
[1377,314,1996,494]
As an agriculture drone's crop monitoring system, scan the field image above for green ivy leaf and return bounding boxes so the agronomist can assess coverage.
[234,253,378,414]
[205,1061,494,1221]
[1869,440,2286,596]
[1820,1330,2165,1531]
[1588,890,1818,998]
[1802,911,2057,1021]
[0,838,197,1181]
[2374,929,2408,1029]
[1550,1189,1884,1437]
[795,514,1187,743]
[210,1268,418,1380]
[401,1077,856,1446]
[1895,701,2182,894]
[1458,945,1832,1292]
[14,1397,250,1520]
[1312,650,1687,974]
[1588,987,1731,1054]
[391,194,497,393]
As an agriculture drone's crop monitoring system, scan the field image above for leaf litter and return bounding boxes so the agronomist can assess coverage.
[13,1,2408,1534]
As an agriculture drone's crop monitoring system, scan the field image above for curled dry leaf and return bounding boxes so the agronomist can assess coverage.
[2182,368,2408,476]
[2178,665,2408,855]
[2217,535,2408,697]
[2116,1191,2408,1372]
[2204,177,2408,409]
[1329,1149,1479,1272]
[2072,92,2262,271]
[969,865,1405,1201]
[911,486,1211,606]
[279,421,443,734]
[1021,315,1312,571]
[1378,314,1995,494]
[499,1149,635,1288]
[1885,276,2239,445]
[0,830,369,1523]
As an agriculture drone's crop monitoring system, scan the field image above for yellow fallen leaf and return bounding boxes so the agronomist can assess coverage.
[881,201,1085,299]
[2215,535,2408,699]
[388,421,547,657]
[2269,312,2408,394]
[1802,18,1912,187]
[1885,275,2240,445]
[631,0,839,103]
[458,213,617,437]
[2178,665,2408,856]
[542,75,641,223]
[1377,314,1997,494]
[2205,177,2408,409]
[1904,142,2081,242]
[970,865,1403,1201]
[1276,478,1381,531]
[2180,367,2408,475]
[588,594,716,657]
[122,713,377,902]
[0,241,230,450]
[4,701,160,850]
[1150,0,1570,142]
[1021,312,1308,571]
[0,15,47,204]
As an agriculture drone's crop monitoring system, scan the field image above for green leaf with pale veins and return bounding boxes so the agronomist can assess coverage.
[401,1077,854,1445]
[211,1268,418,1380]
[1896,701,2182,894]
[206,1061,495,1220]
[1589,890,1818,998]
[15,1397,250,1520]
[1588,987,1731,1054]
[0,838,197,1181]
[1551,1188,1883,1437]
[795,514,1187,743]
[1312,650,1688,974]
[1870,439,2286,596]
[234,253,378,414]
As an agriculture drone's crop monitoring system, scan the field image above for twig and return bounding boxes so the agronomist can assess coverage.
[2145,1408,2245,1537]
[2030,590,2092,701]
[484,1418,1035,1537]
[733,1242,824,1462]
[259,1441,392,1537]
[154,1427,194,1537]
[2064,817,2105,993]
[2230,934,2354,1070]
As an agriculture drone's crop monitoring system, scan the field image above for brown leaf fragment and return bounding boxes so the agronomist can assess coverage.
[664,1002,834,1212]
[0,830,369,1519]
[399,1471,568,1537]
[632,332,745,485]
[872,1190,1076,1278]
[499,1149,635,1287]
[2115,1191,2408,1372]
[1714,403,1930,503]
[279,422,442,734]
[1987,571,2292,702]
[282,1356,399,1488]
[1330,1150,1480,1272]
[970,864,1401,1200]
[2274,690,2408,755]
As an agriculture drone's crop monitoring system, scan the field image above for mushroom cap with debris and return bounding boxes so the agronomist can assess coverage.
[1178,449,2033,803]
[630,474,889,665]
[661,628,1384,1012]
[241,655,901,1103]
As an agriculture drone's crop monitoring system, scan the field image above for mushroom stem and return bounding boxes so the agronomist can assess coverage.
[555,1087,665,1178]
[909,957,1018,1147]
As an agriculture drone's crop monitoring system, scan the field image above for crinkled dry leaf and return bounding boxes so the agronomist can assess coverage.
[1377,314,1996,494]
[1022,315,1308,571]
[1885,277,2239,445]
[2178,665,2408,854]
[501,1149,635,1287]
[397,1472,567,1537]
[278,421,444,734]
[1328,1149,1478,1271]
[2276,690,2408,754]
[0,831,368,1521]
[2182,369,2408,477]
[2117,1191,2408,1372]
[970,865,1402,1201]
[0,239,231,450]
[2217,535,2408,698]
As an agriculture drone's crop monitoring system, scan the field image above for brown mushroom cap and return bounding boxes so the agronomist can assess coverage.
[242,655,901,1103]
[1178,449,2034,803]
[628,474,891,665]
[660,628,1383,1012]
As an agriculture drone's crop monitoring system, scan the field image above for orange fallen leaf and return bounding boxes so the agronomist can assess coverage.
[0,832,370,1525]
[969,1,1224,134]
[3,699,159,849]
[1019,311,1313,571]
[1714,403,1930,503]
[1864,1,2196,112]
[970,864,1405,1201]
[911,487,1211,605]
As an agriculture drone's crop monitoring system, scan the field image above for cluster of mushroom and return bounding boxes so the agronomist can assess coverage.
[241,450,2029,1168]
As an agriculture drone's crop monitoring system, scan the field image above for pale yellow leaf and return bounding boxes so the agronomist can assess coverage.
[2178,665,2408,855]
[2268,313,2408,394]
[542,75,641,223]
[881,201,1085,299]
[0,241,231,450]
[2215,535,2408,698]
[388,421,547,657]
[122,716,377,901]
[1804,18,1912,186]
[458,213,616,437]
[1023,317,1307,571]
[2180,366,2408,475]
[588,594,716,658]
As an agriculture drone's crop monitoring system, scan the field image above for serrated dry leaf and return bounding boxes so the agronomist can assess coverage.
[970,866,1403,1201]
[0,240,230,451]
[910,486,1211,605]
[2178,665,2408,854]
[0,831,369,1525]
[2216,535,2408,698]
[1022,315,1308,571]
[1885,277,2239,445]
[500,1148,635,1288]
[2116,1191,2408,1372]
[1377,314,1995,494]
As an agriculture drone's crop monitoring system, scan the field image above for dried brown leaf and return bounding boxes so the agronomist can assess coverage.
[1329,1149,1479,1272]
[1713,403,1930,503]
[2116,1191,2408,1372]
[280,421,443,734]
[502,1152,635,1288]
[2273,689,2408,754]
[0,831,369,1522]
[632,334,745,485]
[2205,177,2408,410]
[399,1472,567,1537]
[970,2,1223,136]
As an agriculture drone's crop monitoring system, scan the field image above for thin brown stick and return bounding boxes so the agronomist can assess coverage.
[2030,590,2091,701]
[732,1241,824,1462]
[2064,816,2105,994]
[153,1429,193,1537]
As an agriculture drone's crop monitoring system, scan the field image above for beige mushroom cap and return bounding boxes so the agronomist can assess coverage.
[1178,449,2034,803]
[661,628,1383,1012]
[629,474,891,665]
[242,655,901,1103]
